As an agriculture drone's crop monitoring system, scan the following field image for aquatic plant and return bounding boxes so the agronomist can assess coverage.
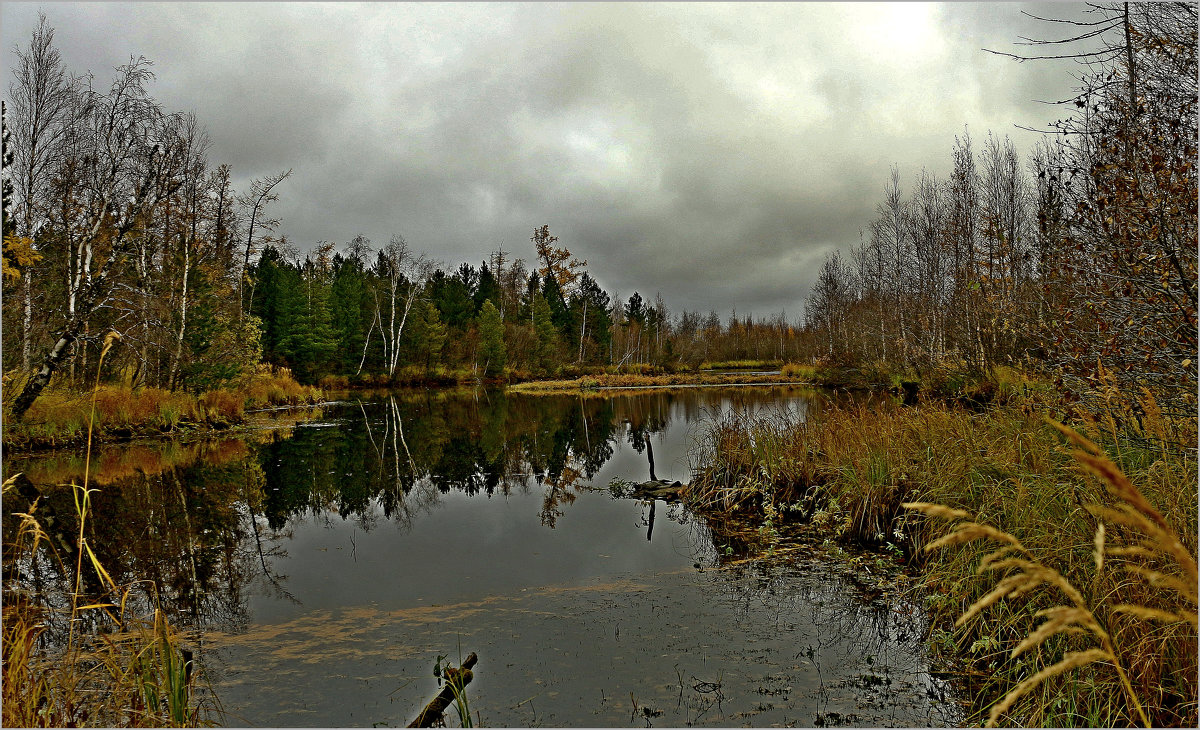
[410,651,477,727]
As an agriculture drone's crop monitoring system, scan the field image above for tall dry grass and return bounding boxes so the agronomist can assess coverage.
[684,378,1197,726]
[4,364,320,448]
[906,420,1196,727]
[2,333,216,726]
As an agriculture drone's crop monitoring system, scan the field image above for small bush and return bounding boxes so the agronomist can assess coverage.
[198,388,245,423]
[318,374,349,389]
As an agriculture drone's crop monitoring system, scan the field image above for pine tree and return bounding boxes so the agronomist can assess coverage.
[285,261,338,381]
[474,261,502,315]
[415,299,446,372]
[330,252,370,374]
[532,293,559,374]
[478,299,505,377]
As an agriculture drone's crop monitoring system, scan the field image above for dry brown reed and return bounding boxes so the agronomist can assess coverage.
[904,418,1197,727]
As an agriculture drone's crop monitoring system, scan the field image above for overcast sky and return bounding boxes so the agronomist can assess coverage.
[2,2,1089,320]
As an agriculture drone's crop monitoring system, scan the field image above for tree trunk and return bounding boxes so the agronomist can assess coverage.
[22,276,33,370]
[11,312,89,419]
[408,653,478,728]
[169,230,191,390]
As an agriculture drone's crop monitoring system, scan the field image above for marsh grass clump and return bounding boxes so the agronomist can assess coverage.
[196,388,244,424]
[905,421,1197,727]
[2,581,212,727]
[779,362,818,380]
[238,365,321,408]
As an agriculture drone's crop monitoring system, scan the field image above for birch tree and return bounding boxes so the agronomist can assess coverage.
[6,13,80,370]
[10,57,171,419]
[376,234,432,377]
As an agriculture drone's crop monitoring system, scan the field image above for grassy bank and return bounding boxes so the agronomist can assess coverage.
[3,365,322,451]
[685,379,1197,727]
[700,359,784,370]
[508,370,808,394]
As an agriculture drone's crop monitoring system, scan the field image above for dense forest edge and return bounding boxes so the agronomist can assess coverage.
[2,3,1197,728]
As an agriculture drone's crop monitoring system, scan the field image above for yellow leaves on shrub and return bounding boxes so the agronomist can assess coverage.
[2,234,41,282]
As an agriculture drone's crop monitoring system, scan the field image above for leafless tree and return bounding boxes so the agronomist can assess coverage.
[238,168,291,319]
[7,12,81,370]
[10,57,172,418]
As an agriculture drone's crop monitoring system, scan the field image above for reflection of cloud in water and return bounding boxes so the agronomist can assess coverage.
[209,560,962,728]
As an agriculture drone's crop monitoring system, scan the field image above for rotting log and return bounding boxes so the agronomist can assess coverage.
[408,652,478,728]
[633,479,685,501]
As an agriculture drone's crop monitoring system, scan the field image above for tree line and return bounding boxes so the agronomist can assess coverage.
[0,15,814,412]
[805,2,1195,413]
[243,227,821,384]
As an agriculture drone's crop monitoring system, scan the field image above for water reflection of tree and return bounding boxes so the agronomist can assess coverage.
[241,388,829,533]
[4,387,831,639]
[3,454,266,644]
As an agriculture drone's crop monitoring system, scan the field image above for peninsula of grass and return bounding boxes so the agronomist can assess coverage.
[698,359,785,371]
[507,369,810,393]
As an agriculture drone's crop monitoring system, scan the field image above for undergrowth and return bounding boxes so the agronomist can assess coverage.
[4,364,320,449]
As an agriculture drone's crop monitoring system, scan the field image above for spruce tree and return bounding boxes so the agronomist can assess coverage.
[419,299,446,372]
[532,293,559,374]
[478,299,505,377]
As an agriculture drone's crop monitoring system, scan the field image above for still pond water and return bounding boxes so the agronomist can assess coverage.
[5,386,964,727]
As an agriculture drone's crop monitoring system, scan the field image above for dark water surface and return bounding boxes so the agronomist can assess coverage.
[3,386,963,727]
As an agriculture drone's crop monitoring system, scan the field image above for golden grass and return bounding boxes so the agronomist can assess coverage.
[905,422,1196,727]
[508,371,804,394]
[780,362,819,380]
[3,365,320,449]
[2,590,212,727]
[700,359,784,370]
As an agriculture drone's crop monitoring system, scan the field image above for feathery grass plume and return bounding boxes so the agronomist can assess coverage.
[905,417,1200,727]
[908,499,1145,726]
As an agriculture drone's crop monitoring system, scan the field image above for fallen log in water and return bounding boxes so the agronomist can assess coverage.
[408,652,478,728]
[632,479,685,501]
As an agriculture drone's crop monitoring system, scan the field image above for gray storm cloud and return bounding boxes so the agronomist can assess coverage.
[2,2,1083,318]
